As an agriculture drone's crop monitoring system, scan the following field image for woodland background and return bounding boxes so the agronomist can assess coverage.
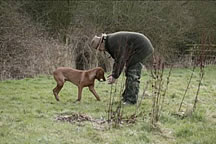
[0,0,216,80]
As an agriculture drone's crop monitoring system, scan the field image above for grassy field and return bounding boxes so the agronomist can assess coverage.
[0,65,216,144]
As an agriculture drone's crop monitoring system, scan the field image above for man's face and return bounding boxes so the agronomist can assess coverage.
[91,35,101,50]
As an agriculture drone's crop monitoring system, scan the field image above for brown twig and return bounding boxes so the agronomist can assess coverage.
[151,55,165,125]
[135,79,151,115]
[192,66,204,112]
[178,65,196,112]
[160,64,173,112]
[113,73,126,127]
[107,84,113,123]
[193,31,207,112]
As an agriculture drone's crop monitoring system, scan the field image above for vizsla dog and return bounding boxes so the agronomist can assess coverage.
[53,67,106,102]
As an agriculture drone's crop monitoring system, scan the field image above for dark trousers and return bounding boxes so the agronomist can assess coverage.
[122,62,143,104]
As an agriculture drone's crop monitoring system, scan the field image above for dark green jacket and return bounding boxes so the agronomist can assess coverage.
[105,31,154,79]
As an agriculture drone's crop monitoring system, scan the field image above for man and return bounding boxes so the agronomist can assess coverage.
[91,31,154,105]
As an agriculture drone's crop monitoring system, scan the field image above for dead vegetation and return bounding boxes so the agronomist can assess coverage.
[0,1,112,80]
[55,112,138,127]
[0,1,215,80]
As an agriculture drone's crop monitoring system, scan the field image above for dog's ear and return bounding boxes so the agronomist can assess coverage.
[96,68,101,79]
[101,69,106,81]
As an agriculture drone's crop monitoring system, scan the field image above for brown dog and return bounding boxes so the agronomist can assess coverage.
[53,67,106,102]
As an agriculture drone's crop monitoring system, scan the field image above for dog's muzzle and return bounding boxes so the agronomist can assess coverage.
[99,78,106,82]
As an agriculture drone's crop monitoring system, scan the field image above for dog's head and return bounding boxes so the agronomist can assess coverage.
[95,67,106,82]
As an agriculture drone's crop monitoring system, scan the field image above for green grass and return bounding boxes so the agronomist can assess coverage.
[0,65,216,143]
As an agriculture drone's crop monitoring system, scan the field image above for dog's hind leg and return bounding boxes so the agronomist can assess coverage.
[88,85,101,101]
[75,86,83,102]
[53,82,64,101]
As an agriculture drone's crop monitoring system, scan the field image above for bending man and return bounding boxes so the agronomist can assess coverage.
[91,31,154,105]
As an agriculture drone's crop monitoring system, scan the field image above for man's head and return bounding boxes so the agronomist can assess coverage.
[91,34,106,51]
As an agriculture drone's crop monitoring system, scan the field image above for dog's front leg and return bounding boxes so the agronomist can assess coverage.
[88,85,100,101]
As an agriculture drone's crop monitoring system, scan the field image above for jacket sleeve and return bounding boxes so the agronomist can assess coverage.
[112,54,126,79]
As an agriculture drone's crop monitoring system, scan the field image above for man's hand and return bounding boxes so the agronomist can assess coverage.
[107,74,116,84]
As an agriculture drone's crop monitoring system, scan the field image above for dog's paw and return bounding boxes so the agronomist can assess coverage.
[73,99,81,103]
[55,97,60,101]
